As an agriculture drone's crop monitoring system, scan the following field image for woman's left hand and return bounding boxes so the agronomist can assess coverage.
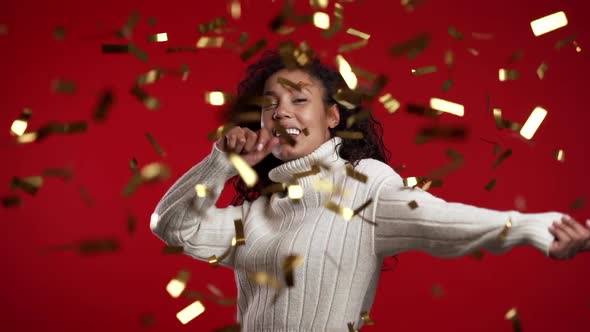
[548,216,590,260]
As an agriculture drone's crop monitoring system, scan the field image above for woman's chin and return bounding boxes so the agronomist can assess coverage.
[272,144,301,161]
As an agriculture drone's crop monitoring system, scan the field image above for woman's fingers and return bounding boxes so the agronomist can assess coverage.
[256,127,272,152]
[549,221,572,243]
[243,129,258,153]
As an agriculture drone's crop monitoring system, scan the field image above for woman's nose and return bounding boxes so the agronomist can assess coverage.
[272,105,291,119]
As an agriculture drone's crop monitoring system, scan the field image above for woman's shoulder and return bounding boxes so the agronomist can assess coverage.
[354,158,402,183]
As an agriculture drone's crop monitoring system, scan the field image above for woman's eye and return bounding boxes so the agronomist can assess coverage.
[262,103,278,110]
[293,98,307,104]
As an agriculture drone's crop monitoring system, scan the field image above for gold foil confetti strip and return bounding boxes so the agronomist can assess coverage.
[228,153,258,187]
[360,311,374,325]
[312,179,344,196]
[570,197,586,210]
[130,86,160,110]
[78,186,94,207]
[325,201,354,221]
[206,91,232,106]
[78,239,120,254]
[52,79,77,94]
[241,39,268,61]
[239,32,248,45]
[310,0,329,9]
[277,76,303,92]
[93,89,114,122]
[196,36,224,48]
[129,157,139,174]
[128,43,149,62]
[504,307,522,332]
[234,219,245,245]
[43,168,73,182]
[1,195,21,208]
[444,49,454,67]
[353,199,373,216]
[345,166,368,183]
[406,103,440,118]
[140,313,155,327]
[390,33,431,58]
[411,65,437,76]
[293,165,321,180]
[288,185,304,199]
[530,11,567,36]
[322,3,343,38]
[195,184,208,198]
[229,0,241,19]
[554,149,565,162]
[346,109,371,128]
[54,26,65,40]
[207,123,235,141]
[485,179,497,191]
[248,271,282,289]
[16,132,37,144]
[346,28,370,40]
[147,32,168,42]
[426,150,464,179]
[520,106,547,140]
[492,148,512,169]
[127,214,137,234]
[447,26,463,40]
[163,245,184,254]
[507,50,523,64]
[140,162,171,182]
[333,88,361,110]
[431,284,444,298]
[442,78,452,92]
[207,284,223,297]
[498,217,513,240]
[147,17,157,26]
[338,39,368,53]
[573,40,582,52]
[408,200,418,209]
[537,62,548,80]
[498,69,520,81]
[167,270,190,298]
[117,11,140,38]
[11,176,43,195]
[231,111,261,124]
[176,301,205,325]
[145,132,166,157]
[166,46,198,53]
[282,254,304,287]
[262,183,287,195]
[492,108,522,131]
[10,108,32,136]
[102,44,129,53]
[335,131,363,139]
[403,177,418,187]
[336,55,358,89]
[35,121,88,142]
[351,66,377,81]
[555,33,576,49]
[313,12,330,30]
[429,98,464,117]
[467,48,479,56]
[378,94,400,114]
[137,69,162,85]
[198,17,228,33]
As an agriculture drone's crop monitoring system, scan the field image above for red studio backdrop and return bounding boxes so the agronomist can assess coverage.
[1,0,589,331]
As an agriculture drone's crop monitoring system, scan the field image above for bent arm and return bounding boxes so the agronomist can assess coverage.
[370,168,562,258]
[150,144,243,267]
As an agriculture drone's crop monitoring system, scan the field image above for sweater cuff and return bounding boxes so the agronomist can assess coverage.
[509,211,563,257]
[209,143,239,179]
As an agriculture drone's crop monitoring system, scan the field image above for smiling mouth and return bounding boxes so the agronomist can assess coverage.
[273,128,301,137]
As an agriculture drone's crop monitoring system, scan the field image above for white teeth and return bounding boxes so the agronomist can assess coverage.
[275,128,301,136]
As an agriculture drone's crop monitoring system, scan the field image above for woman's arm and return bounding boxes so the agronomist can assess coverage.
[150,143,243,268]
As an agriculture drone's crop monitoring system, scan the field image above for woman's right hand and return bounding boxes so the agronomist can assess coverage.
[216,126,279,166]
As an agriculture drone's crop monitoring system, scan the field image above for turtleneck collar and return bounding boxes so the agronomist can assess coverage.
[268,137,344,184]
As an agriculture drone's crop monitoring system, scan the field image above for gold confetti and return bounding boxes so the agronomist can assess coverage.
[241,38,268,61]
[431,284,444,298]
[196,36,224,48]
[282,254,304,287]
[78,186,94,207]
[485,179,497,191]
[429,98,464,117]
[408,200,418,209]
[147,17,157,26]
[248,271,281,289]
[127,214,137,234]
[492,108,522,131]
[322,3,343,38]
[447,26,463,40]
[336,55,357,89]
[335,131,363,139]
[147,32,168,42]
[345,166,368,183]
[78,239,120,254]
[234,219,245,246]
[166,46,198,53]
[11,176,43,196]
[530,11,567,37]
[338,39,368,53]
[492,148,512,169]
[411,65,437,76]
[537,62,548,80]
[176,300,205,325]
[467,48,479,56]
[520,106,547,140]
[310,0,329,9]
[43,168,73,182]
[206,91,231,106]
[573,40,582,52]
[442,78,452,92]
[570,197,586,210]
[163,245,184,254]
[313,12,330,30]
[507,50,523,64]
[228,153,258,187]
[117,12,140,38]
[262,183,287,195]
[288,185,304,199]
[416,126,467,144]
[497,217,513,240]
[10,108,32,136]
[325,201,354,221]
[52,79,77,94]
[498,69,520,81]
[1,195,21,208]
[378,93,400,114]
[351,66,377,81]
[277,76,303,92]
[403,177,418,187]
[198,17,228,33]
[130,86,160,110]
[167,270,190,298]
[401,0,429,11]
[145,132,166,157]
[102,44,129,54]
[137,69,163,85]
[141,162,170,182]
[230,0,241,19]
[346,109,371,128]
[504,307,522,332]
[361,311,374,325]
[128,43,149,62]
[54,26,65,40]
[353,199,373,216]
[93,89,114,122]
[129,157,139,175]
[195,184,208,198]
[293,165,320,180]
[140,313,155,327]
[238,32,248,45]
[207,123,235,141]
[390,33,431,58]
[16,132,37,144]
[346,28,370,40]
[333,88,360,110]
[444,49,454,68]
[554,149,565,162]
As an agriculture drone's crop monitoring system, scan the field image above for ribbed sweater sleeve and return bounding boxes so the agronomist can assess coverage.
[363,160,563,258]
[150,143,243,268]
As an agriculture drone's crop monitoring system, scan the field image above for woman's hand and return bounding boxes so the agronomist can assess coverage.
[216,126,279,167]
[548,216,590,260]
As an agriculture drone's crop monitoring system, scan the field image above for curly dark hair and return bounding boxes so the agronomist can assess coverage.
[225,49,390,205]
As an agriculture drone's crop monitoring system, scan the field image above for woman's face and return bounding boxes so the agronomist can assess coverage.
[261,69,340,161]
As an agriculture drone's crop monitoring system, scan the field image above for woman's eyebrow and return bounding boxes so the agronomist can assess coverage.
[263,90,278,97]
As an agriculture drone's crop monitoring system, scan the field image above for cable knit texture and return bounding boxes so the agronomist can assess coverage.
[151,137,560,331]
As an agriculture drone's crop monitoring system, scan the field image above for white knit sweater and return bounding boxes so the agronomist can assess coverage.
[151,137,560,331]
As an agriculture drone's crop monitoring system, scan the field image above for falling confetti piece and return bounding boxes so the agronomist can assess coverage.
[147,32,168,42]
[54,26,66,40]
[498,217,513,240]
[167,270,190,298]
[176,301,205,325]
[240,38,268,61]
[313,12,330,30]
[93,89,115,122]
[570,197,586,210]
[499,69,520,81]
[519,106,547,140]
[431,284,444,298]
[485,179,497,191]
[163,245,184,254]
[361,311,375,325]
[492,148,512,169]
[10,108,32,136]
[390,33,431,58]
[504,307,522,332]
[554,149,565,162]
[336,54,357,89]
[325,201,354,221]
[130,86,160,110]
[1,195,21,208]
[43,168,73,182]
[447,26,463,39]
[442,78,452,92]
[52,79,77,94]
[537,62,548,80]
[408,200,418,209]
[11,176,43,195]
[196,36,224,48]
[429,98,464,116]
[145,132,166,157]
[198,17,227,33]
[530,11,567,36]
[287,185,304,199]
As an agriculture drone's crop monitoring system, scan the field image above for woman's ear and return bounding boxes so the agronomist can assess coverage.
[327,104,340,128]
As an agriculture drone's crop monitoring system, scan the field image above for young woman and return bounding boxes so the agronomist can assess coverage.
[150,50,590,331]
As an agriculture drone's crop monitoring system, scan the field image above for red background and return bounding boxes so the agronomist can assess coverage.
[1,0,589,331]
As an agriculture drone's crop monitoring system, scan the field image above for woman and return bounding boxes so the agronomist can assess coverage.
[150,50,590,331]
